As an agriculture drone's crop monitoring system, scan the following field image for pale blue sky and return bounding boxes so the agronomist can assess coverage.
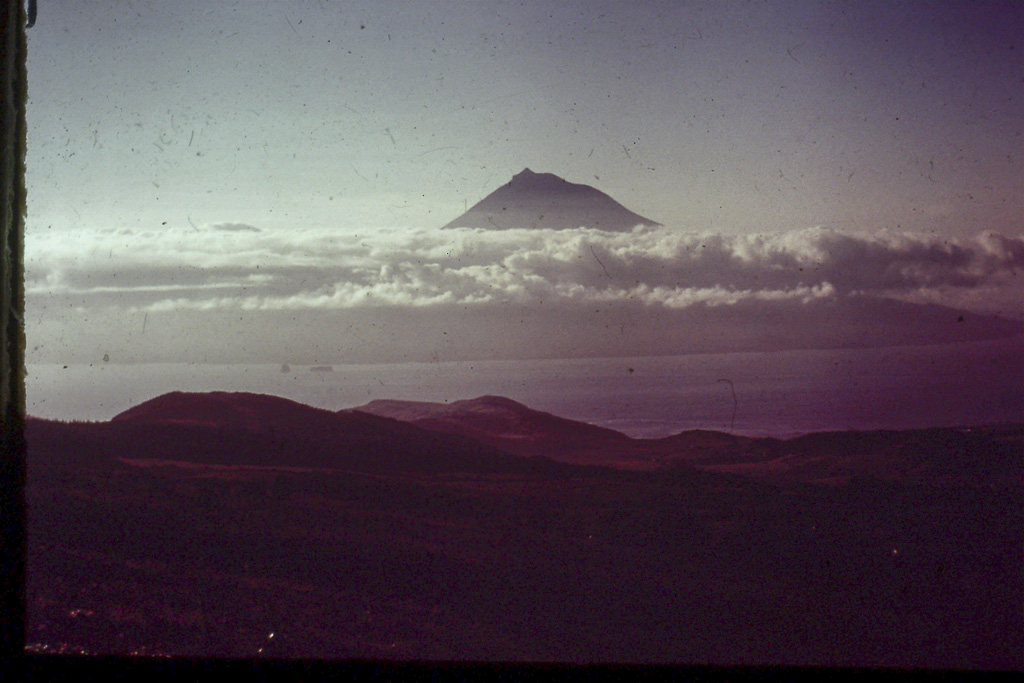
[25,0,1023,236]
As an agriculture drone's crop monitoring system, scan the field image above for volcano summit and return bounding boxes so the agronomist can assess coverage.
[442,168,661,231]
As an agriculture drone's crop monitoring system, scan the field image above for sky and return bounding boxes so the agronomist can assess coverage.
[22,0,1024,371]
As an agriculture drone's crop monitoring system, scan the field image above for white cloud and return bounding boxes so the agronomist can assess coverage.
[210,222,262,233]
[25,224,1024,318]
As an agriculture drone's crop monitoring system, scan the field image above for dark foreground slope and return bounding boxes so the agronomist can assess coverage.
[25,392,1024,667]
[651,424,1024,487]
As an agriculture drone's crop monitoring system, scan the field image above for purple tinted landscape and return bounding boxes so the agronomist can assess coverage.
[22,0,1024,670]
[25,389,1024,666]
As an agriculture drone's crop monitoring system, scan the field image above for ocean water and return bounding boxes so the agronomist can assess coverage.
[26,337,1023,438]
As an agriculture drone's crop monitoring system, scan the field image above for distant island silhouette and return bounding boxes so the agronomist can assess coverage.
[442,168,661,231]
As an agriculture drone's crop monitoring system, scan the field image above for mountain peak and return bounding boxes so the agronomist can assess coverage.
[442,168,660,231]
[507,168,572,191]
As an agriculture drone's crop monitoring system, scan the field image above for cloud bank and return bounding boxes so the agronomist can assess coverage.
[26,224,1024,319]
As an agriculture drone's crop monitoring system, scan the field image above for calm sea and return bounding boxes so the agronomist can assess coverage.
[26,337,1023,438]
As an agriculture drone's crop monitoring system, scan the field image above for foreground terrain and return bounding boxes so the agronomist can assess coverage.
[24,393,1024,667]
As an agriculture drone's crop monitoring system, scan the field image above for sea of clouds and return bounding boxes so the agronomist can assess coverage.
[26,223,1024,319]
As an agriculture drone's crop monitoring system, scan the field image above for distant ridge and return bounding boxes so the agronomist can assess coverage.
[107,391,566,474]
[354,395,1024,485]
[357,395,653,467]
[441,168,661,231]
[28,390,1024,485]
[358,394,631,443]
